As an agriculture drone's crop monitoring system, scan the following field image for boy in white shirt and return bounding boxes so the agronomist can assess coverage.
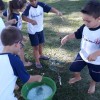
[0,26,42,100]
[22,0,62,68]
[61,0,100,94]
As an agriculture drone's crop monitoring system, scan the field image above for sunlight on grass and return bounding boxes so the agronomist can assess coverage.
[44,46,77,63]
[43,11,82,64]
[44,11,83,34]
[67,12,82,21]
[3,0,9,2]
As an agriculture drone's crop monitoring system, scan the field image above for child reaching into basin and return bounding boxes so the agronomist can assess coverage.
[0,26,42,100]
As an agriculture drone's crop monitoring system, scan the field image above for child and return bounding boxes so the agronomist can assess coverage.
[0,0,16,53]
[61,0,100,94]
[3,0,32,66]
[0,26,42,100]
[22,0,62,68]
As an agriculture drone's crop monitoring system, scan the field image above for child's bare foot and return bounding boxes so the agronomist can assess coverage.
[68,77,81,84]
[88,81,96,94]
[24,61,32,67]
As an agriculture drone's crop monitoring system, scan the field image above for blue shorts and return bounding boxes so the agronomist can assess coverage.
[28,31,45,46]
[69,53,100,82]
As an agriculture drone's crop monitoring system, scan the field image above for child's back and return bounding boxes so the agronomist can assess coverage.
[0,53,20,100]
[0,26,42,100]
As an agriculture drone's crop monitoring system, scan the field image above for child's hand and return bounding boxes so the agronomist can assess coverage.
[61,35,68,45]
[34,75,42,82]
[28,75,42,83]
[9,19,17,24]
[37,75,42,82]
[87,52,97,61]
[57,11,62,16]
[31,20,37,25]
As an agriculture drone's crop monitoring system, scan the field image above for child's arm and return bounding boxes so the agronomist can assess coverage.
[50,7,62,16]
[2,10,18,26]
[5,19,17,26]
[61,25,85,45]
[61,33,75,45]
[27,75,42,83]
[22,16,37,25]
[87,50,100,61]
[10,55,42,84]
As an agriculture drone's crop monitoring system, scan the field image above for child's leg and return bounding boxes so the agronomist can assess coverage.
[18,48,25,63]
[18,48,32,66]
[33,46,40,64]
[87,63,100,94]
[33,46,43,68]
[39,44,43,56]
[68,72,81,84]
[88,80,96,94]
[39,43,49,60]
[69,53,86,84]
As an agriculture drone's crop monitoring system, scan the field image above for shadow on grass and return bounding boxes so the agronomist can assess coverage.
[45,0,88,14]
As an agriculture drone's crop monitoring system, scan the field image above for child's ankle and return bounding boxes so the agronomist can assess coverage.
[68,77,81,84]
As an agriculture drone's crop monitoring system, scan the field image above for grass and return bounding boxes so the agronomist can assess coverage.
[3,0,100,100]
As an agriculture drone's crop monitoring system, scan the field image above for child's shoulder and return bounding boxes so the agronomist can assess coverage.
[5,53,21,63]
[7,53,24,68]
[0,53,21,65]
[9,53,20,59]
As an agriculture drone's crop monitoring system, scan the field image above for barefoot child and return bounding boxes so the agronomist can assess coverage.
[61,0,100,94]
[0,26,42,100]
[22,0,62,68]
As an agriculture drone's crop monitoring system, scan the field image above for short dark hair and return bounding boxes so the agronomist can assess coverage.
[1,26,23,46]
[81,0,100,18]
[0,0,5,10]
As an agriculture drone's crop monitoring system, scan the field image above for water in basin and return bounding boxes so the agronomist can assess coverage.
[27,84,53,100]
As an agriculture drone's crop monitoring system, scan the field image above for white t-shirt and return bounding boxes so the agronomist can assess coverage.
[0,54,17,100]
[0,17,5,53]
[79,26,100,65]
[22,2,51,34]
[74,25,100,65]
[0,53,30,100]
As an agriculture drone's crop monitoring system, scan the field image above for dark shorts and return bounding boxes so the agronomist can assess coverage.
[69,53,100,82]
[28,31,45,46]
